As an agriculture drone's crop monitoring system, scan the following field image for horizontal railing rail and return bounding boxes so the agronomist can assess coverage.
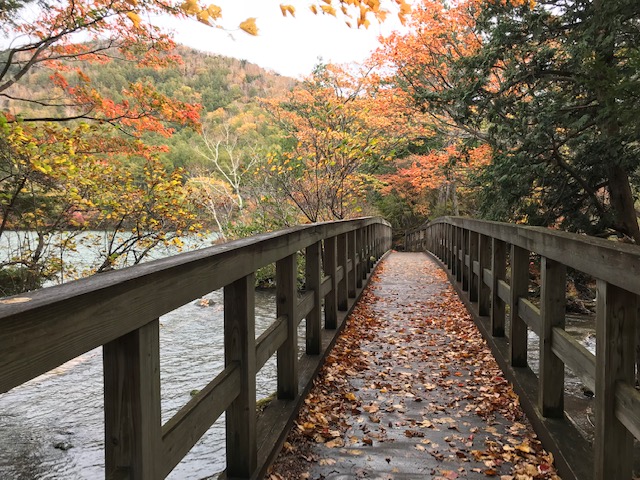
[407,217,639,480]
[0,217,392,479]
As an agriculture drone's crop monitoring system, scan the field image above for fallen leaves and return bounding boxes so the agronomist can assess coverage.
[267,254,560,479]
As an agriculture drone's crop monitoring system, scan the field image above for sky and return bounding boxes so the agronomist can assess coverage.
[158,1,407,79]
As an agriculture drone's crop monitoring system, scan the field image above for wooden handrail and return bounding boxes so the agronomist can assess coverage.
[407,217,640,480]
[0,217,392,480]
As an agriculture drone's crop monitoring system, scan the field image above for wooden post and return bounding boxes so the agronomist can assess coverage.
[224,274,257,477]
[324,237,338,330]
[323,237,338,329]
[356,228,364,287]
[491,239,506,337]
[461,229,469,291]
[448,224,454,270]
[455,227,462,281]
[468,231,479,302]
[478,234,491,317]
[277,254,298,399]
[594,281,636,479]
[539,257,566,418]
[510,245,529,367]
[337,233,348,311]
[104,319,162,480]
[365,226,372,273]
[305,241,322,353]
[347,230,357,298]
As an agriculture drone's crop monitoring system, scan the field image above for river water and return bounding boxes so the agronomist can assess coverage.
[0,232,287,479]
[0,289,284,480]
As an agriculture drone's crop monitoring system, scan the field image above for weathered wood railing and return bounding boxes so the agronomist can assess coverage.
[0,217,392,479]
[407,217,640,480]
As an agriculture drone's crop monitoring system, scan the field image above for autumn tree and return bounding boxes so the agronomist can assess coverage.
[0,0,415,294]
[381,0,640,241]
[260,63,417,223]
[371,0,494,224]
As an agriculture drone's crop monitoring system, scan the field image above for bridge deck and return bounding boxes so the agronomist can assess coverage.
[268,252,559,479]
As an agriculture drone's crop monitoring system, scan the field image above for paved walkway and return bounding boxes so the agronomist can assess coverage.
[268,252,558,480]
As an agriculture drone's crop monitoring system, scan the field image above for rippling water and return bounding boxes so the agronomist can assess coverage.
[0,289,281,480]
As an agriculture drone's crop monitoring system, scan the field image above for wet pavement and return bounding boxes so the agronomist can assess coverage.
[268,252,558,480]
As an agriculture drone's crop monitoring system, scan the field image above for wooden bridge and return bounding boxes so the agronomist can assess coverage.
[0,217,638,480]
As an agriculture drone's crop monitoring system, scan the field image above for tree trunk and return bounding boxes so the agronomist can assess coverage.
[607,165,640,243]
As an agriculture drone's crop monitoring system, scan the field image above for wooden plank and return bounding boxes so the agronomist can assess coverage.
[594,281,635,479]
[224,274,257,477]
[160,364,240,478]
[539,258,566,418]
[478,235,491,317]
[256,316,288,372]
[518,298,541,336]
[276,254,298,399]
[491,240,507,337]
[472,260,479,276]
[347,231,357,298]
[428,217,640,297]
[320,276,332,298]
[483,268,492,288]
[510,245,529,368]
[551,328,595,392]
[104,319,162,480]
[461,228,469,291]
[324,237,338,329]
[0,217,390,394]
[615,382,640,441]
[297,291,314,325]
[335,266,344,284]
[469,232,479,301]
[305,242,322,355]
[497,279,510,305]
[337,234,348,311]
[356,228,364,286]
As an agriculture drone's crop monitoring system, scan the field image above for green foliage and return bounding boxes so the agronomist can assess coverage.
[392,0,640,240]
[0,266,43,296]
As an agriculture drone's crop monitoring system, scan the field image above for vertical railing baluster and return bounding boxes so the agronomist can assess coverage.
[491,239,506,337]
[348,230,357,298]
[323,237,338,330]
[224,274,257,478]
[539,257,566,418]
[509,245,529,367]
[455,227,462,281]
[305,242,322,354]
[448,224,454,269]
[469,231,479,302]
[594,281,636,479]
[461,229,469,291]
[478,234,491,317]
[104,319,162,480]
[356,228,364,287]
[337,233,348,310]
[276,254,298,399]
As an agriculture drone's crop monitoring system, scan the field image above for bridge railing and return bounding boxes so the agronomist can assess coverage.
[407,217,640,480]
[0,217,392,480]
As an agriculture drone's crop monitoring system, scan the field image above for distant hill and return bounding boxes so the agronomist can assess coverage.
[1,44,297,169]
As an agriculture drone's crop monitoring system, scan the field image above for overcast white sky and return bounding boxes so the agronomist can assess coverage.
[158,1,406,78]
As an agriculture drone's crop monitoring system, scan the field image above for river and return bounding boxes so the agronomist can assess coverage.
[0,232,287,479]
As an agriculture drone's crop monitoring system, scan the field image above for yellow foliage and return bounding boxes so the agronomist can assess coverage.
[321,4,337,15]
[125,11,141,27]
[279,4,295,17]
[180,0,200,15]
[239,17,258,35]
[206,4,222,19]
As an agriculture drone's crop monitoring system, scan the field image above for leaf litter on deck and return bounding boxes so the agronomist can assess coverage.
[267,252,560,480]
